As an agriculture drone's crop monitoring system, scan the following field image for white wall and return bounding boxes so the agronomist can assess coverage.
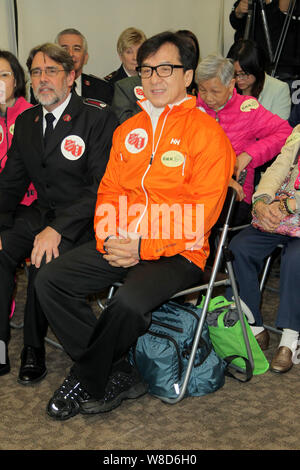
[1,0,235,78]
[0,0,18,54]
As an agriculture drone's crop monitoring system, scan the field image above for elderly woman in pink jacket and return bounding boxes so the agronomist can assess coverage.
[196,54,292,226]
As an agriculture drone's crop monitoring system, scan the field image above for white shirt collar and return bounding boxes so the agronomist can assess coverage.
[75,75,82,96]
[141,96,189,134]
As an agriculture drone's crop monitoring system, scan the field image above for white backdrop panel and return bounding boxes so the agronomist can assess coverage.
[16,0,235,78]
[0,0,18,54]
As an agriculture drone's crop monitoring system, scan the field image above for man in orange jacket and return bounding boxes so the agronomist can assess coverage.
[35,31,236,421]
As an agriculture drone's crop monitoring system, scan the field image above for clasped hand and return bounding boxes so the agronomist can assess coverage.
[103,230,140,268]
[255,200,286,231]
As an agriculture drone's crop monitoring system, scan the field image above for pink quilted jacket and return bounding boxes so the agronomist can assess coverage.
[196,88,292,203]
[0,96,37,206]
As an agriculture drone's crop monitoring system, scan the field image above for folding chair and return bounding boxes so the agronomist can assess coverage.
[98,186,255,404]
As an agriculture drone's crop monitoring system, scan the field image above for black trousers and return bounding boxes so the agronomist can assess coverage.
[35,239,203,398]
[227,226,300,331]
[0,208,92,346]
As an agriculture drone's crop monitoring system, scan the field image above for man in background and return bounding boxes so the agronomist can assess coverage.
[56,28,114,105]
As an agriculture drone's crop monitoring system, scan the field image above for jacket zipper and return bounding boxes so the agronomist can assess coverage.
[134,108,172,234]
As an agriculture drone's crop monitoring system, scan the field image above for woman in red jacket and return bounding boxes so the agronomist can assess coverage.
[0,50,36,206]
[0,51,36,372]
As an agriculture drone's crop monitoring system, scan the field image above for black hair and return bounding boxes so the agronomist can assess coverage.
[227,39,266,98]
[137,31,196,72]
[0,50,26,98]
[176,29,200,70]
[176,29,200,95]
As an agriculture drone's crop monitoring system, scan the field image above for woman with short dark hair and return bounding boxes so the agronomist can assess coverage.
[227,39,291,119]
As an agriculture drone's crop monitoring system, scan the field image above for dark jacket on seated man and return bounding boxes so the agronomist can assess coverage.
[31,72,114,106]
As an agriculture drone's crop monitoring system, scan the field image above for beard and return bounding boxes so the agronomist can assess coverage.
[34,78,69,107]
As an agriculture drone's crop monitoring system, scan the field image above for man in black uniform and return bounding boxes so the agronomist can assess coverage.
[55,28,114,105]
[0,43,117,383]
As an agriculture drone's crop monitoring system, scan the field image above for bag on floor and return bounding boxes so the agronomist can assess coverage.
[200,296,269,381]
[129,301,226,399]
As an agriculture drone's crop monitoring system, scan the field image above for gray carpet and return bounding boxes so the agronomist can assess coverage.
[1,265,300,451]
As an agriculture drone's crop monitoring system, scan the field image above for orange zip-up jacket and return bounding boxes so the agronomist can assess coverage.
[94,96,236,270]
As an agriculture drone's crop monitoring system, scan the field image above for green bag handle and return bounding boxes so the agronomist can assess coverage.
[199,295,232,312]
[215,311,253,382]
[223,355,253,382]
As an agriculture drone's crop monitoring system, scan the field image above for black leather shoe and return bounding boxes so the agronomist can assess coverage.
[18,345,47,385]
[0,359,10,376]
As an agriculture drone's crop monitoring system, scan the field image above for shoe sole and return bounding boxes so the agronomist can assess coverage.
[17,369,48,386]
[80,381,149,415]
[270,364,293,374]
[0,365,11,376]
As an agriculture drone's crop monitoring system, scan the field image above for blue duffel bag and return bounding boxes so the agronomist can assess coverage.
[129,301,226,400]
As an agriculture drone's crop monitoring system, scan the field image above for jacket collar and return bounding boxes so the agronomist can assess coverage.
[138,95,196,115]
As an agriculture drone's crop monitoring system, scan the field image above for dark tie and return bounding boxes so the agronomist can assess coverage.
[44,112,55,147]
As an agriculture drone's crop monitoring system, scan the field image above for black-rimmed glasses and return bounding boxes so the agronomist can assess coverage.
[234,71,250,80]
[136,64,184,78]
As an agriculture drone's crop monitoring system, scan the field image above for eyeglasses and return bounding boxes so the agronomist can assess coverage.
[0,71,13,80]
[30,67,66,78]
[234,71,250,81]
[136,64,184,78]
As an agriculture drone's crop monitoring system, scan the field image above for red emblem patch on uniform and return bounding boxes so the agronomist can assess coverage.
[134,86,145,100]
[84,80,90,86]
[61,135,85,160]
[63,114,71,122]
[65,139,82,157]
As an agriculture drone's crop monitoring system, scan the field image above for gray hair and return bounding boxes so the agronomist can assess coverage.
[55,28,88,53]
[198,54,234,86]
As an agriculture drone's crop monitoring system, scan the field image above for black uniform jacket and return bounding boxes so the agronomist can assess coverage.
[31,73,114,106]
[0,92,118,242]
[81,73,114,105]
[104,65,127,85]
